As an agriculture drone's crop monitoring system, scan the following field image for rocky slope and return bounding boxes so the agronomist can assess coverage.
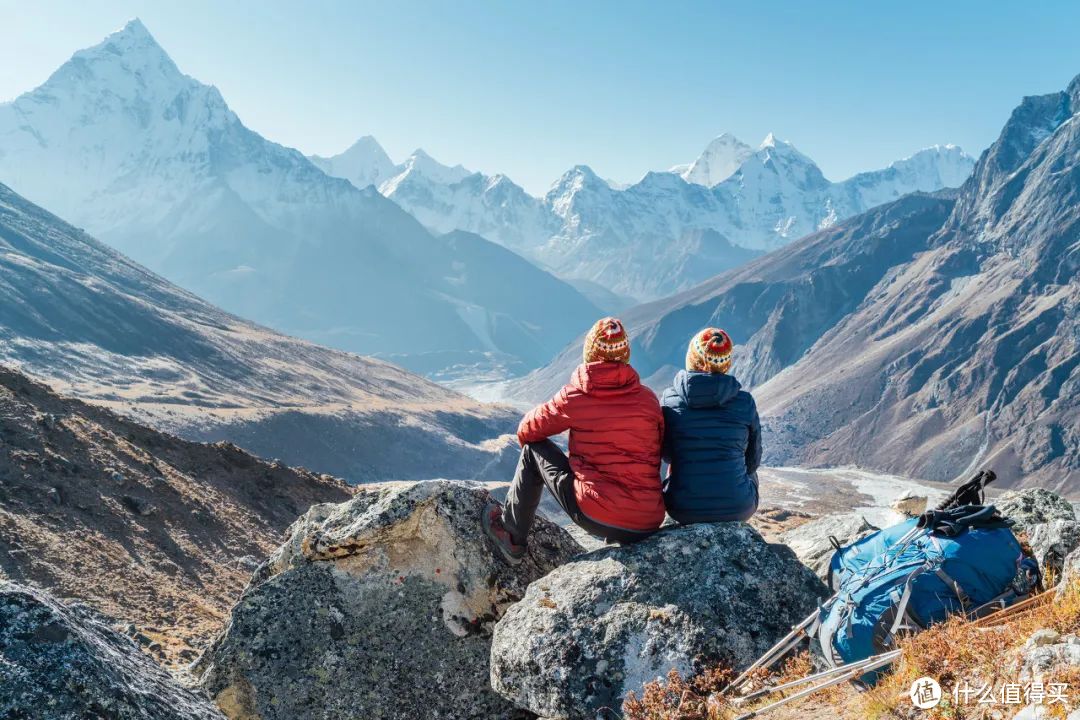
[0,366,351,668]
[517,73,1079,492]
[510,190,957,400]
[0,179,523,482]
[1,582,224,719]
[758,74,1080,491]
[0,19,598,376]
[316,134,972,300]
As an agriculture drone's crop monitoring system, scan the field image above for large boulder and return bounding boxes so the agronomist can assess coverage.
[489,523,827,720]
[1028,520,1080,582]
[195,480,581,720]
[996,488,1076,535]
[778,513,879,583]
[0,581,223,720]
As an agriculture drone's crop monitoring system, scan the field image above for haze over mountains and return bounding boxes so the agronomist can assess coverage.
[0,180,517,482]
[0,19,598,378]
[315,130,974,301]
[518,74,1080,491]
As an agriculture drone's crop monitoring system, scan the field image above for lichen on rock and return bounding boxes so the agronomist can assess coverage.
[0,581,223,720]
[489,522,827,720]
[196,479,581,720]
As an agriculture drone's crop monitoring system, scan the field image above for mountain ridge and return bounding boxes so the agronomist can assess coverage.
[314,132,975,300]
[512,72,1079,491]
[0,19,599,377]
[0,179,520,483]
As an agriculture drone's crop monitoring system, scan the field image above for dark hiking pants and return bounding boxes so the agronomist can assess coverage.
[501,439,656,545]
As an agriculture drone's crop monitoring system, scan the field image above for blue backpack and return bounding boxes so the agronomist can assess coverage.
[816,505,1040,676]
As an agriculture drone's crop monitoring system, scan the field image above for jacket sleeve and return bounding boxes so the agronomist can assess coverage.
[660,406,673,464]
[517,387,573,445]
[746,397,763,475]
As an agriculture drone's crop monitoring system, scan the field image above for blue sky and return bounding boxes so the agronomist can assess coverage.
[3,1,1080,194]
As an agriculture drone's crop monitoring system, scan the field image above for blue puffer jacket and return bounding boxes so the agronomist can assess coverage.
[660,370,761,523]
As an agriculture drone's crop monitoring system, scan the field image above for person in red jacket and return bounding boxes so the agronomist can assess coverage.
[483,317,665,564]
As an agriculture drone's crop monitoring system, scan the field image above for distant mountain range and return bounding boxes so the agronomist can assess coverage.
[514,74,1080,492]
[0,20,598,377]
[314,132,974,301]
[0,180,518,483]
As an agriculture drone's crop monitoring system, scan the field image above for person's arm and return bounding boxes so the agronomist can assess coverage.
[660,406,673,465]
[517,387,573,446]
[746,397,763,475]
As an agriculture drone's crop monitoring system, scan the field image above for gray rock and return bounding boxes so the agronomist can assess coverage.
[0,581,223,720]
[996,488,1076,535]
[1020,631,1080,681]
[1028,520,1080,582]
[489,522,827,720]
[196,480,581,720]
[1059,547,1080,597]
[778,513,879,584]
[1026,629,1062,648]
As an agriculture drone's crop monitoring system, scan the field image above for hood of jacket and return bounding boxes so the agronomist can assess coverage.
[671,370,742,408]
[570,361,641,396]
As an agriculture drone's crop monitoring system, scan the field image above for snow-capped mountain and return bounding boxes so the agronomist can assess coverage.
[670,132,755,186]
[309,136,398,189]
[316,132,975,300]
[0,20,599,376]
[514,72,1080,491]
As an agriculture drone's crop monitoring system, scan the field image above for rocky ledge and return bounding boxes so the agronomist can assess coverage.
[194,480,582,720]
[489,522,827,720]
[0,581,223,720]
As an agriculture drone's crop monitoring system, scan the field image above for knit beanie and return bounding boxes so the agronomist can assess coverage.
[685,328,734,374]
[583,317,631,364]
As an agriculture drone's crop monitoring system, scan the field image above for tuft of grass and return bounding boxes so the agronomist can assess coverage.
[624,585,1080,720]
[858,582,1080,719]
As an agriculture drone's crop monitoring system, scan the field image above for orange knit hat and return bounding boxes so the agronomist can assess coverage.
[686,328,734,373]
[583,317,631,364]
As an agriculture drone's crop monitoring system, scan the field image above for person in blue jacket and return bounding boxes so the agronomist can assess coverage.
[660,328,761,523]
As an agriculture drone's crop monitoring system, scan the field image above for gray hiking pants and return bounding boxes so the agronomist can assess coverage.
[501,439,656,545]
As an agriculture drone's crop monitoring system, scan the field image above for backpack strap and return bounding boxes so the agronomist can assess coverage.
[934,567,972,610]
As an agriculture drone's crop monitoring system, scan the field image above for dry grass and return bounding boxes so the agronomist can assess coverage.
[623,585,1080,720]
[860,583,1080,719]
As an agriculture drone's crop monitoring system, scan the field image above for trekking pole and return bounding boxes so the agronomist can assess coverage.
[972,590,1053,628]
[730,649,903,705]
[729,650,902,720]
[721,608,822,695]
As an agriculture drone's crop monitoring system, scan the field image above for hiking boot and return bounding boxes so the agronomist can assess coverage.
[482,501,526,565]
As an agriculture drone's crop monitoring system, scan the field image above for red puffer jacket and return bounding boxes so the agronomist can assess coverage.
[517,361,665,531]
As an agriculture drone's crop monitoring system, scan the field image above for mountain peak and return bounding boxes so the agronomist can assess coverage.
[309,136,397,190]
[116,17,153,40]
[40,17,187,101]
[82,17,171,64]
[760,132,779,149]
[401,148,471,185]
[679,133,754,187]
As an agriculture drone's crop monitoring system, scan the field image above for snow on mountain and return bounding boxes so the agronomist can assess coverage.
[323,127,974,301]
[381,148,472,191]
[673,132,755,186]
[514,73,1080,491]
[0,20,599,377]
[309,136,398,189]
[833,144,976,213]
